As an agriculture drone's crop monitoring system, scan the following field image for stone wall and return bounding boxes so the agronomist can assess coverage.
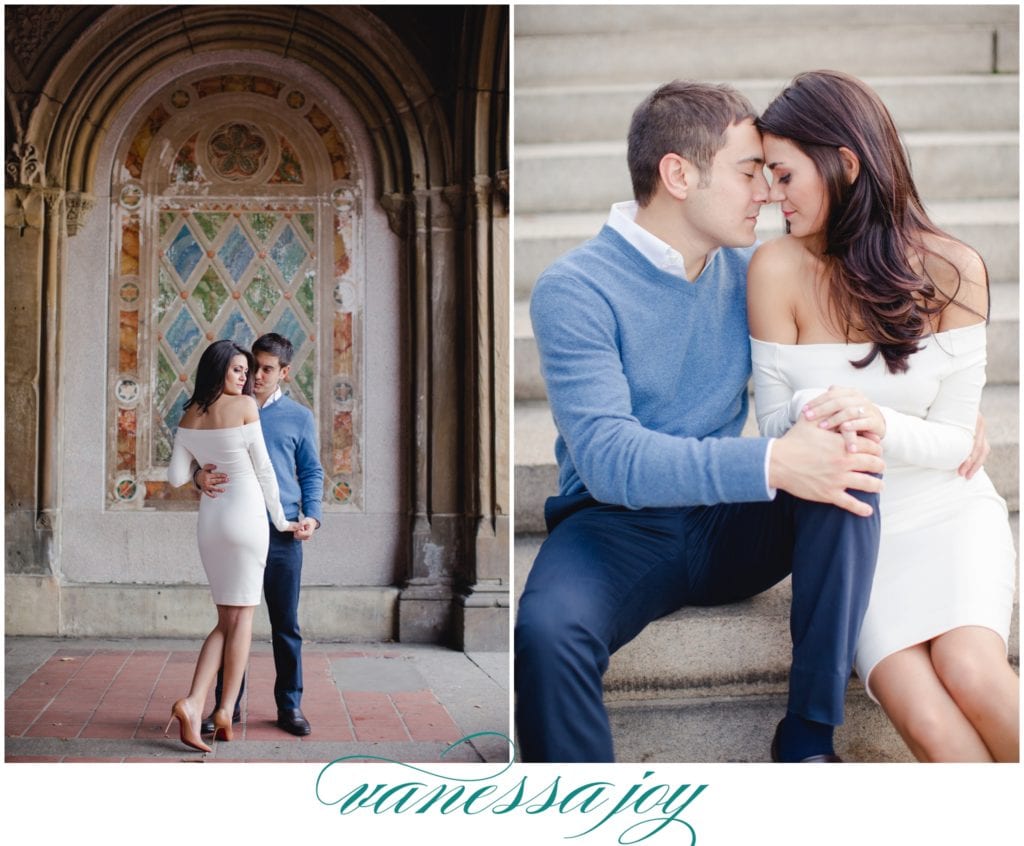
[4,5,509,650]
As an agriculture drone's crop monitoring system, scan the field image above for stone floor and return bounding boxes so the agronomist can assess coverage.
[4,636,510,764]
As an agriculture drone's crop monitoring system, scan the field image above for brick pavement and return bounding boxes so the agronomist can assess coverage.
[4,638,510,764]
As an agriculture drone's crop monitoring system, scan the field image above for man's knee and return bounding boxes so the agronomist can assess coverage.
[515,589,606,670]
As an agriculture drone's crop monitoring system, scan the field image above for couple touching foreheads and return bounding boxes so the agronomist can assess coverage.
[516,70,1018,763]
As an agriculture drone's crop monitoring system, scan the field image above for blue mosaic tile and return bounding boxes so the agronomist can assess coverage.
[163,389,190,435]
[165,305,202,364]
[167,224,203,283]
[219,225,256,282]
[270,224,308,284]
[221,307,255,350]
[274,306,307,351]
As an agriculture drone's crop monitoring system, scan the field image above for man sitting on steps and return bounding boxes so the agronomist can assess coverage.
[515,80,978,763]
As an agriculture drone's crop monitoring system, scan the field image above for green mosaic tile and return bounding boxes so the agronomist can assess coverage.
[297,270,315,322]
[298,213,315,243]
[154,422,172,464]
[244,265,281,320]
[294,358,315,407]
[194,212,229,243]
[247,212,278,243]
[155,350,176,407]
[157,266,177,321]
[193,267,230,323]
[159,211,176,240]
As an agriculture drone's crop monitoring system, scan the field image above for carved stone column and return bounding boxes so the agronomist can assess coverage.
[65,193,96,236]
[398,186,467,643]
[4,183,63,579]
[453,172,510,650]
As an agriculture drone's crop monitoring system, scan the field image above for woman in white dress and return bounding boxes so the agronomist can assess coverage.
[165,340,298,752]
[748,70,1018,762]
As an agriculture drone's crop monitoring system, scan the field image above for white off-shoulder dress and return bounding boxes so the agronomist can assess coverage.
[168,421,292,606]
[751,322,1015,699]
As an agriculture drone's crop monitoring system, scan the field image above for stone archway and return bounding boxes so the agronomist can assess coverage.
[5,6,508,647]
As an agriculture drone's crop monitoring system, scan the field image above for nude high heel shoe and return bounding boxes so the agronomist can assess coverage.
[212,708,234,743]
[165,699,212,753]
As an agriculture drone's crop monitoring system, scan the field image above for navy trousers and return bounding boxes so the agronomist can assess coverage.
[514,489,880,762]
[216,526,304,712]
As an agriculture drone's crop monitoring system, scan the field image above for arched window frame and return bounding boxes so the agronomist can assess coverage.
[105,70,365,512]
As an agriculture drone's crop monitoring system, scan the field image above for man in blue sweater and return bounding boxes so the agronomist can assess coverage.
[517,81,887,763]
[196,332,323,736]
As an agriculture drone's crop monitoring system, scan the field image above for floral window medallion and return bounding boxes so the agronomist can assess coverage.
[208,122,269,181]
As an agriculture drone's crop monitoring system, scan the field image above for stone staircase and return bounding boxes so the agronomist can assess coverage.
[513,5,1020,762]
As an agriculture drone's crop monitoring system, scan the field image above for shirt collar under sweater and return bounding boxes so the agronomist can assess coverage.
[259,387,283,409]
[606,201,720,282]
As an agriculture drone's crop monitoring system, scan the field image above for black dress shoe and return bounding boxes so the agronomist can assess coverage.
[201,709,241,735]
[277,708,311,736]
[770,719,843,763]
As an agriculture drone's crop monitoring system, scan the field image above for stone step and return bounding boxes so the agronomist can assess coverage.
[515,132,1019,215]
[515,4,1019,36]
[604,689,917,762]
[515,19,1016,87]
[514,520,1019,712]
[515,202,1021,300]
[517,75,1020,144]
[516,281,1020,401]
[513,384,1020,534]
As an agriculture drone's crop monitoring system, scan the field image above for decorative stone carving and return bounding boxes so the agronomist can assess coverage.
[379,192,410,237]
[207,123,269,180]
[65,193,96,235]
[495,169,509,213]
[6,142,42,187]
[6,6,76,72]
[41,187,62,215]
[440,185,466,228]
[9,93,40,137]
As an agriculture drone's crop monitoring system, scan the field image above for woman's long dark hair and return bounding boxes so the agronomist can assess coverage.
[757,70,982,374]
[184,339,254,413]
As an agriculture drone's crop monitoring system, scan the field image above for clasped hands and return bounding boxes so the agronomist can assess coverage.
[195,464,317,540]
[801,386,988,480]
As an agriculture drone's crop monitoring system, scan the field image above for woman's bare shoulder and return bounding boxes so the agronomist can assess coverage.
[918,233,988,326]
[237,394,261,424]
[748,237,806,342]
[750,236,817,282]
[751,234,805,265]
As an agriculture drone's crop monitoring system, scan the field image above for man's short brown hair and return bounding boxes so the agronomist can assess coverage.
[628,80,757,205]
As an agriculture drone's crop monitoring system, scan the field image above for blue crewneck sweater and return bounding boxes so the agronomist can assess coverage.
[260,394,324,524]
[530,225,770,509]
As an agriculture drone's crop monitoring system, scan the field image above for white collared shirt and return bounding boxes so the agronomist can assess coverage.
[606,200,720,282]
[259,387,283,409]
